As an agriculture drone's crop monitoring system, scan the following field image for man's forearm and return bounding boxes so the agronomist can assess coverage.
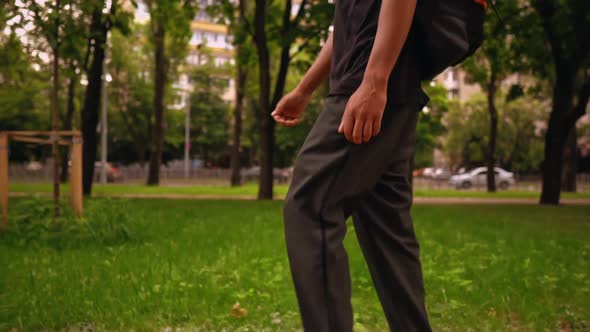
[363,0,417,88]
[295,33,333,95]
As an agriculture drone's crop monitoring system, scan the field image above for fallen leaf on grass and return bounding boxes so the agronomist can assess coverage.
[558,318,574,332]
[231,302,248,318]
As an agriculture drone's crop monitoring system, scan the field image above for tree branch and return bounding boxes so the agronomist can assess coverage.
[567,76,590,128]
[288,35,313,61]
[270,0,292,108]
[532,0,564,68]
[237,0,255,39]
[291,0,308,29]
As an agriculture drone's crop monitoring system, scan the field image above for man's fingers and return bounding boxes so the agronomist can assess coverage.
[274,114,301,127]
[341,112,354,142]
[352,117,364,144]
[283,117,301,126]
[372,116,381,137]
[362,120,373,143]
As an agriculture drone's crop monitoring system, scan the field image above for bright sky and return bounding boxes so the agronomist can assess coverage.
[135,2,150,24]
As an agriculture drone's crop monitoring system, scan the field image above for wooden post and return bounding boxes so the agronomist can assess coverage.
[70,136,83,217]
[0,133,8,233]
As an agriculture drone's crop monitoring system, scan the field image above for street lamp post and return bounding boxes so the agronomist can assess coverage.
[184,44,201,180]
[184,81,191,180]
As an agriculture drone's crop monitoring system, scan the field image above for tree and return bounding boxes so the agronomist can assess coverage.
[145,0,195,185]
[414,82,451,169]
[59,3,88,183]
[520,0,590,204]
[443,92,548,174]
[6,1,111,190]
[0,33,50,142]
[251,0,333,199]
[461,1,520,192]
[227,0,250,186]
[9,0,67,216]
[80,0,131,195]
[108,27,154,165]
[49,0,61,216]
[185,52,232,166]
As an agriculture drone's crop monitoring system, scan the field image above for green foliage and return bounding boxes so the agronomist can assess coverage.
[3,198,136,250]
[414,82,453,168]
[182,52,233,165]
[443,91,548,172]
[108,27,154,163]
[0,33,50,133]
[462,1,522,87]
[146,0,195,66]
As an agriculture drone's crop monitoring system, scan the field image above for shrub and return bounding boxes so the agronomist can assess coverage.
[2,197,137,249]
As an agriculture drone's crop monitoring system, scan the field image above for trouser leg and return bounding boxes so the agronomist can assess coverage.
[351,157,433,331]
[283,95,423,331]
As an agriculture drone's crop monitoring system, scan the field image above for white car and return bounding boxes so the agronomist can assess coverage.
[449,167,515,190]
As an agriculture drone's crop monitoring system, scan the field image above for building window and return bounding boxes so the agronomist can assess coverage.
[448,89,459,100]
[447,69,455,81]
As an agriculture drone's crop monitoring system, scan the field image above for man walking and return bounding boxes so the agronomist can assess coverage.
[272,0,433,330]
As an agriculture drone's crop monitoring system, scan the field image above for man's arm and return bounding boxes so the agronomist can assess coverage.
[295,33,333,95]
[339,0,417,144]
[271,33,333,127]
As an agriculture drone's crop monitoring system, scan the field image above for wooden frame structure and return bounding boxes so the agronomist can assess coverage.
[0,131,83,233]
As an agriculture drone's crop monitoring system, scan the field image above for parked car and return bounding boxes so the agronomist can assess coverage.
[25,161,43,171]
[431,168,451,180]
[449,167,515,190]
[422,167,435,178]
[93,162,123,183]
[413,167,451,180]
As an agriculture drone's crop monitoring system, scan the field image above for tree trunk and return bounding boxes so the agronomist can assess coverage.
[486,73,498,192]
[81,9,107,196]
[147,23,168,186]
[51,0,61,219]
[561,125,577,192]
[254,0,273,199]
[60,74,76,183]
[230,0,248,187]
[540,70,575,205]
[561,77,590,192]
[253,0,299,199]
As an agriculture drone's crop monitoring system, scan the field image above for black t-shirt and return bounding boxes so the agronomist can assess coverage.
[328,0,429,109]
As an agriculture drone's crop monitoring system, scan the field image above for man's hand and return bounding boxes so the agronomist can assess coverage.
[338,0,416,144]
[338,77,387,144]
[271,88,311,127]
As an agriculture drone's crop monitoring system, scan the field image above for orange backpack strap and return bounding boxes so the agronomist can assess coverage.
[474,0,487,9]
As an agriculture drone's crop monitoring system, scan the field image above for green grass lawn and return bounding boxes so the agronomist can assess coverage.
[9,182,590,199]
[1,198,589,331]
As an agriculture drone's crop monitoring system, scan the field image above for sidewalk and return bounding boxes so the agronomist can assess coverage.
[9,192,590,205]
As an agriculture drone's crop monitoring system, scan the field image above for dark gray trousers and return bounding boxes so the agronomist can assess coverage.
[283,95,432,332]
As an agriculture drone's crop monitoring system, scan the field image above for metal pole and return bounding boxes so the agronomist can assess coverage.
[100,32,109,184]
[184,83,191,180]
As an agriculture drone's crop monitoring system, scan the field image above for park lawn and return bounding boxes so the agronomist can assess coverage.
[9,182,590,199]
[8,182,276,197]
[1,199,589,331]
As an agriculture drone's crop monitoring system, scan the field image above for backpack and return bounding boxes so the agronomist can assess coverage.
[414,0,487,81]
